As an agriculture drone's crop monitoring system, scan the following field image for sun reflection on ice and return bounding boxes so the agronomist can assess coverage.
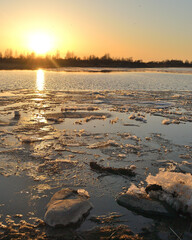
[33,112,47,124]
[36,69,45,91]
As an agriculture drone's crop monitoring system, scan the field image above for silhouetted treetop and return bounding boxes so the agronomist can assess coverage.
[0,49,191,69]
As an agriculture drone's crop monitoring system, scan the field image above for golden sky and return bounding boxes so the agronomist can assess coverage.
[1,0,192,61]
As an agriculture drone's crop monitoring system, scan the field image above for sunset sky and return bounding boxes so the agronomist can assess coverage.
[1,0,192,61]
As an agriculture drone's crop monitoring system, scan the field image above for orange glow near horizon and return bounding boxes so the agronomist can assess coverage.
[1,1,192,61]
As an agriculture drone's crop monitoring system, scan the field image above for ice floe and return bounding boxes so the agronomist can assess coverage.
[44,188,92,227]
[118,171,192,217]
[87,140,119,149]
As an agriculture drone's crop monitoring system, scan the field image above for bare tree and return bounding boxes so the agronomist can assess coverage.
[4,48,13,58]
[65,51,75,59]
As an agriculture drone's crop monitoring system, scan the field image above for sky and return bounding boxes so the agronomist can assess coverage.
[1,0,192,61]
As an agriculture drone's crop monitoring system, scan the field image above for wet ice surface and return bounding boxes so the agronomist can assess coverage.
[1,69,192,91]
[0,89,191,239]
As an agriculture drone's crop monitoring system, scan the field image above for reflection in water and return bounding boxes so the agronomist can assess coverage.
[16,112,47,126]
[36,69,44,91]
[33,112,47,124]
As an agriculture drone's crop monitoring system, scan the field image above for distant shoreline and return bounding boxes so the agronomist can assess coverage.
[0,57,192,71]
[1,66,192,76]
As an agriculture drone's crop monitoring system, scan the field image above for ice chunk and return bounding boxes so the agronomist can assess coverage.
[87,140,119,149]
[44,188,92,227]
[146,172,192,215]
[38,159,77,174]
[162,119,171,125]
[117,190,171,217]
[129,114,135,119]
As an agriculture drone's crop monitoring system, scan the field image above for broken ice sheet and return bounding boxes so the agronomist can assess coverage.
[0,89,191,237]
[87,140,119,149]
[90,212,123,224]
[34,184,52,193]
[38,159,78,175]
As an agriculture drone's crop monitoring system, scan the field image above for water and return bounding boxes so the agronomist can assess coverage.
[0,68,192,91]
[0,68,191,238]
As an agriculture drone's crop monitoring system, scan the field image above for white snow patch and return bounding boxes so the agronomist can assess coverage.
[126,184,146,197]
[126,171,192,216]
[146,172,192,215]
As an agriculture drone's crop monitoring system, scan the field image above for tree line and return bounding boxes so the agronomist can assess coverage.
[0,50,192,69]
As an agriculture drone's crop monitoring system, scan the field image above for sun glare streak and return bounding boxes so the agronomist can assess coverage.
[36,69,44,91]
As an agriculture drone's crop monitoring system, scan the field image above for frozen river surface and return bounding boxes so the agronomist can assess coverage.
[0,68,192,91]
[0,68,191,239]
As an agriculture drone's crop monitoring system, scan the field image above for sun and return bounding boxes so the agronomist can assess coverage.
[29,32,53,55]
